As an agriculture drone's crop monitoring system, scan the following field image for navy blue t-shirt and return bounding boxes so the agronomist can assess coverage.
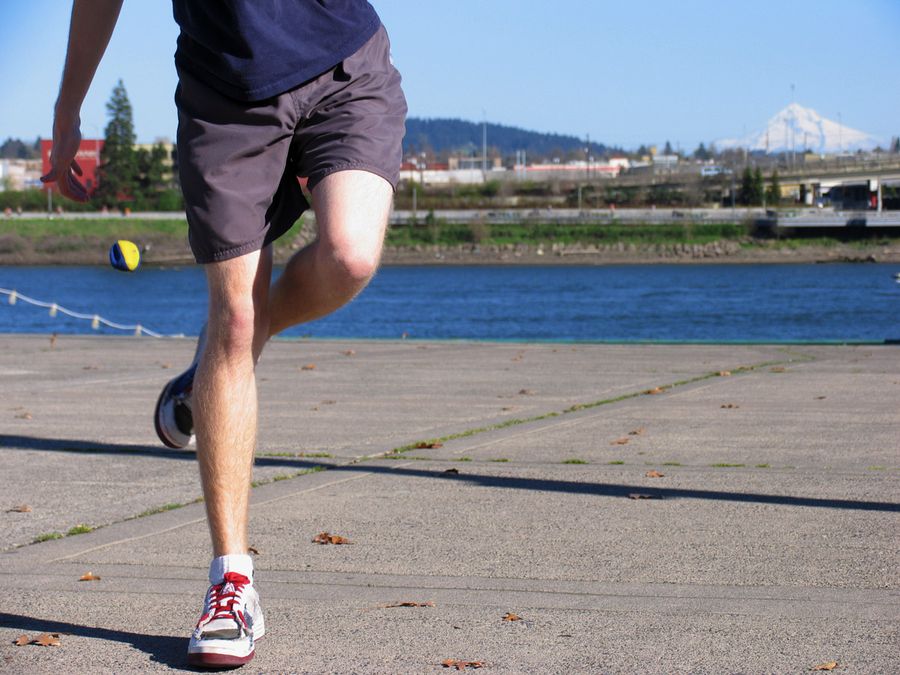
[172,0,380,101]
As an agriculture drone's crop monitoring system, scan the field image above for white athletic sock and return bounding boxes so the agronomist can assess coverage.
[208,553,254,585]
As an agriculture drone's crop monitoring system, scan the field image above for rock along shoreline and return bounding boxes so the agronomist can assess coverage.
[1,234,898,267]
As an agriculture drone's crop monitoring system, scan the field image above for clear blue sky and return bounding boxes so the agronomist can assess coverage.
[1,0,897,151]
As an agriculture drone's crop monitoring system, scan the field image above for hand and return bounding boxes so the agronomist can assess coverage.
[40,115,89,202]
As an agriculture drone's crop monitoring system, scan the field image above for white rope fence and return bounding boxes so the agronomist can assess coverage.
[0,288,180,338]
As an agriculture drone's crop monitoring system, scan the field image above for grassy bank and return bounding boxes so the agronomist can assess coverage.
[2,218,897,264]
[385,221,750,247]
[0,218,188,238]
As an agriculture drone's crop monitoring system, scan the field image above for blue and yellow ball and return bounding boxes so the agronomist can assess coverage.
[109,239,141,272]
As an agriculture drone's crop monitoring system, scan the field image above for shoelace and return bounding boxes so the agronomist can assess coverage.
[197,572,251,632]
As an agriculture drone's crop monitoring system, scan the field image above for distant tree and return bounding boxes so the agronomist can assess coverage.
[636,144,650,158]
[0,137,38,159]
[891,137,900,154]
[751,167,764,206]
[738,166,764,206]
[693,142,711,161]
[136,141,169,200]
[663,140,673,155]
[766,170,781,206]
[96,79,137,206]
[738,166,752,205]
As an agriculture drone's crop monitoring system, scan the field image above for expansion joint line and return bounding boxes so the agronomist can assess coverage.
[373,352,814,460]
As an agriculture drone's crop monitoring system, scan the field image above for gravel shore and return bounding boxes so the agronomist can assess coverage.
[1,232,898,266]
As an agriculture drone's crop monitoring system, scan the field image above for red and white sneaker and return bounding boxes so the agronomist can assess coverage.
[187,572,265,668]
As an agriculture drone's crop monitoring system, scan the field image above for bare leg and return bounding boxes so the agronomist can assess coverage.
[194,170,391,556]
[266,170,392,337]
[194,249,272,556]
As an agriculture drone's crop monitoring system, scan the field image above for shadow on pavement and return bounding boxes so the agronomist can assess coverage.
[0,434,193,460]
[353,463,900,513]
[3,434,897,513]
[0,612,187,670]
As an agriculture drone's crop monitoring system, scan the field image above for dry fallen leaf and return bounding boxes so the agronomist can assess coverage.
[383,601,435,608]
[15,412,32,420]
[717,370,731,376]
[812,662,838,672]
[628,493,657,500]
[248,546,260,555]
[441,659,484,671]
[160,362,172,369]
[14,635,31,646]
[721,403,739,409]
[7,504,32,513]
[645,470,665,478]
[79,571,101,582]
[628,428,646,436]
[341,349,356,356]
[815,396,827,400]
[518,388,536,396]
[770,366,786,373]
[415,441,443,449]
[33,633,61,647]
[611,437,630,445]
[502,612,522,621]
[645,387,664,395]
[444,468,460,474]
[312,531,352,545]
[301,364,316,371]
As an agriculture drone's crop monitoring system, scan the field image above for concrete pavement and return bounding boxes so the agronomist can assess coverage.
[0,335,897,673]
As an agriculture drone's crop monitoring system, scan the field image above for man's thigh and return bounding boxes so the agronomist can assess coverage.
[311,170,393,257]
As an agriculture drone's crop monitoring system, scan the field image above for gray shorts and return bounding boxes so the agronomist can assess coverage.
[175,25,407,264]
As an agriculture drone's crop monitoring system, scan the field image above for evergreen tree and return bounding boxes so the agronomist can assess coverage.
[751,167,764,206]
[135,142,169,203]
[892,137,900,154]
[0,137,37,159]
[766,170,781,206]
[738,166,753,205]
[693,142,710,161]
[96,79,137,206]
[663,140,673,155]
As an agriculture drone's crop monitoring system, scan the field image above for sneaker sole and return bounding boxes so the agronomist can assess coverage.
[187,649,255,668]
[153,378,190,449]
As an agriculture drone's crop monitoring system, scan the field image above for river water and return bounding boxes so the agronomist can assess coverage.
[0,264,898,343]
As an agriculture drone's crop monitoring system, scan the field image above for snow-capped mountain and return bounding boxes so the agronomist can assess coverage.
[717,104,880,154]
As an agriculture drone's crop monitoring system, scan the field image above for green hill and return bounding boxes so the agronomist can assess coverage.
[403,117,616,159]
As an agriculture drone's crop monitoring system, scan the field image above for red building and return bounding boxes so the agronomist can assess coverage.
[40,139,104,195]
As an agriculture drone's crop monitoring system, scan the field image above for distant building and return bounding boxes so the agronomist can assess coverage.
[518,160,622,180]
[652,154,679,168]
[0,159,42,191]
[399,155,503,185]
[40,139,104,195]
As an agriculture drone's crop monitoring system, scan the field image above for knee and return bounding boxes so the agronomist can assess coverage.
[208,300,259,357]
[321,240,381,289]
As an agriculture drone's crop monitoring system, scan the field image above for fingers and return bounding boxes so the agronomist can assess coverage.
[61,170,89,202]
[40,166,89,203]
[72,159,84,177]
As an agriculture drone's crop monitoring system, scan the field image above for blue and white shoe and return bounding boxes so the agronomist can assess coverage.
[154,325,206,449]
